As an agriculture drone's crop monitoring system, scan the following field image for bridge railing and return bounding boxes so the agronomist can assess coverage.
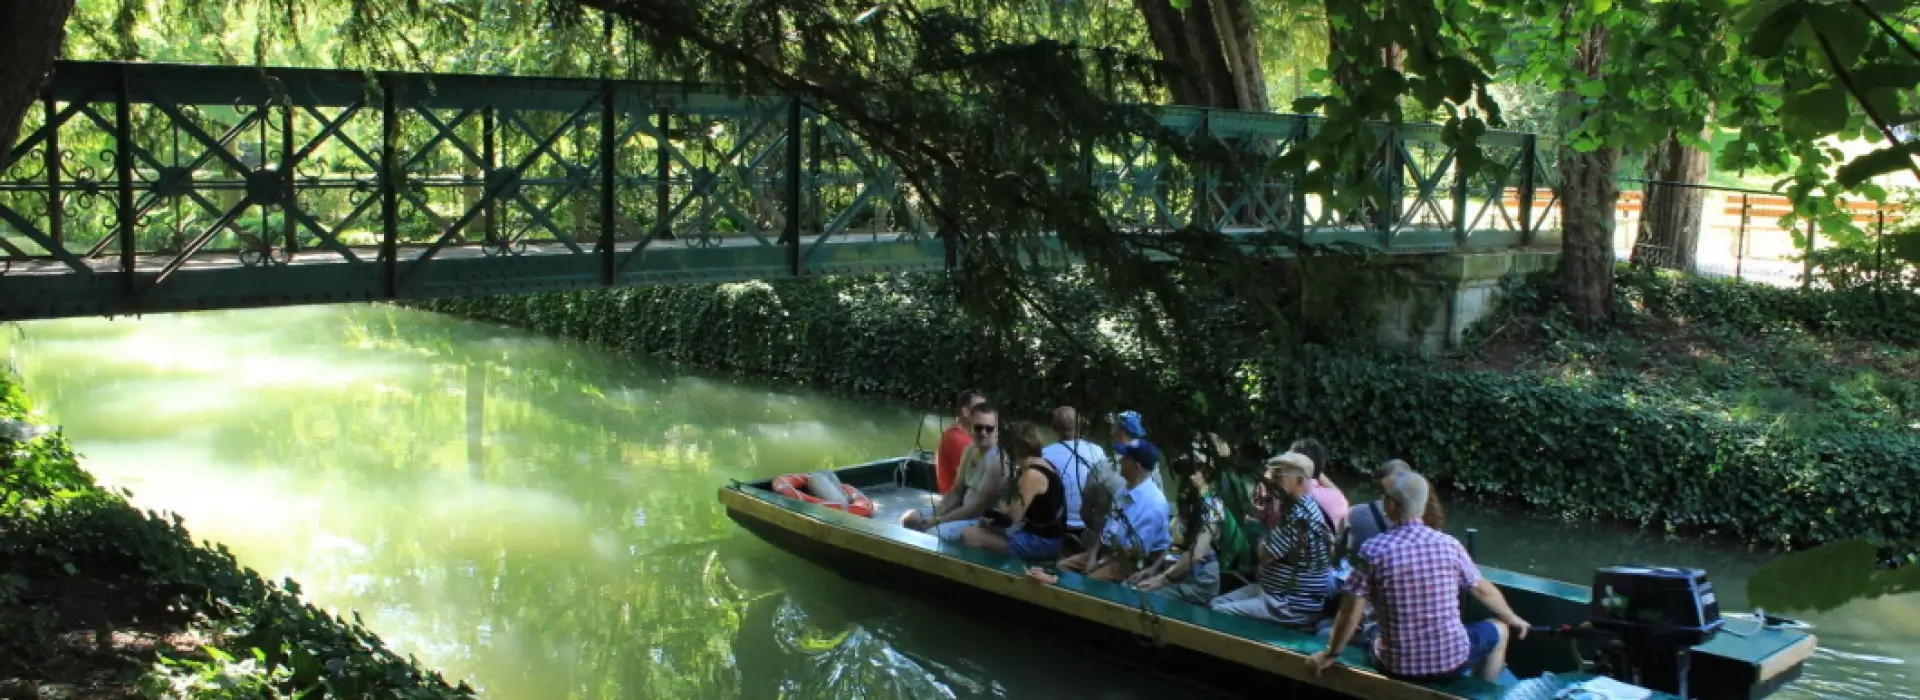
[0,61,1558,318]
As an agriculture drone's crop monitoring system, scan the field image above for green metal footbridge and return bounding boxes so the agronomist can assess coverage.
[0,61,1563,321]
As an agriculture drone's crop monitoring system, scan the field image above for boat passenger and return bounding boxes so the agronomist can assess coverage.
[1054,440,1170,581]
[1208,452,1336,631]
[1041,406,1120,556]
[1308,471,1530,685]
[936,389,987,494]
[1291,438,1350,529]
[962,422,1067,561]
[902,404,1008,543]
[1340,459,1448,569]
[1108,409,1166,494]
[1128,460,1225,605]
[1253,439,1348,531]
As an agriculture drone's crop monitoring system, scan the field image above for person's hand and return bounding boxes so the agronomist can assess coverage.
[1306,649,1339,676]
[1502,614,1532,640]
[1135,574,1168,591]
[900,511,925,529]
[1025,567,1059,585]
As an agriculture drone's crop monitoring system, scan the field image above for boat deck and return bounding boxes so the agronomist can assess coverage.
[858,483,941,525]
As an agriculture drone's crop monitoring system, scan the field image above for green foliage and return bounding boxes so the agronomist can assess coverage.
[427,274,1920,550]
[1252,348,1920,549]
[1618,265,1920,346]
[1461,266,1920,436]
[0,373,473,699]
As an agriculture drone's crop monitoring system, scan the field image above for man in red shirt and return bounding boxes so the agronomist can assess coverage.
[936,390,986,493]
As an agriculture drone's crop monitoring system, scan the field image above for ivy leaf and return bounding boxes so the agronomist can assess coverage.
[1806,4,1871,67]
[1852,62,1920,93]
[1781,85,1850,135]
[1168,0,1191,9]
[1576,79,1608,99]
[1835,141,1920,187]
[1745,0,1807,58]
[1885,228,1920,265]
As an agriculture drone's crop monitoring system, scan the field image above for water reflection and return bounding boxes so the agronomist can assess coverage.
[2,306,1205,699]
[7,306,1915,699]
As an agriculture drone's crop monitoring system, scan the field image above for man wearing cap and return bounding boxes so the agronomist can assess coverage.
[1051,438,1171,581]
[1208,451,1337,631]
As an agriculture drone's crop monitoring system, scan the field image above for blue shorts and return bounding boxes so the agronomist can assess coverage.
[1006,527,1063,561]
[1371,620,1503,682]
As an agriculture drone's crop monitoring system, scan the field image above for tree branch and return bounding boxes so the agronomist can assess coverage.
[1812,24,1920,184]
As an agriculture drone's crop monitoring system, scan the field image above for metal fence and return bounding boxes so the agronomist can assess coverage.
[1612,179,1909,288]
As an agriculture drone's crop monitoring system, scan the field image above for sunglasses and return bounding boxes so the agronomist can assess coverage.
[972,424,997,435]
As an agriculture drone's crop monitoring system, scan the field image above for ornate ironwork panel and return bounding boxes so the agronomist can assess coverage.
[0,61,1553,321]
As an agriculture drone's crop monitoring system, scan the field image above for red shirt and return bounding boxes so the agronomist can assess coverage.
[935,424,971,494]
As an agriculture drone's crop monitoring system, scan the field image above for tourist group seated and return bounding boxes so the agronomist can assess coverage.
[898,393,1531,686]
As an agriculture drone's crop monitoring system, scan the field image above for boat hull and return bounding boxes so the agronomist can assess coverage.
[723,457,1814,700]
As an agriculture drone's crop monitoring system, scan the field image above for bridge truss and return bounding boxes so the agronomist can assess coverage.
[0,61,1561,321]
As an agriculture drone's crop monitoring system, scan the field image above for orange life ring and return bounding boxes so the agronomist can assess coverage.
[771,474,876,518]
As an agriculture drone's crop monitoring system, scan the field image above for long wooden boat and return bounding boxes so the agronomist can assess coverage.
[722,453,1817,699]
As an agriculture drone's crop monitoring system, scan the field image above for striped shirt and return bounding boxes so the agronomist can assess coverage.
[1343,522,1480,677]
[1256,495,1336,627]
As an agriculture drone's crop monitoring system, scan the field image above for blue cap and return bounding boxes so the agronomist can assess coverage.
[1117,440,1160,472]
[1110,410,1147,439]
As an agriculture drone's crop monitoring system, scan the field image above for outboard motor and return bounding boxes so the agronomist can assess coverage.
[1587,566,1723,697]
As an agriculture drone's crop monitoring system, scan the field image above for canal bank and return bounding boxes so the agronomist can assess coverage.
[417,274,1920,551]
[0,369,472,696]
[4,305,1913,699]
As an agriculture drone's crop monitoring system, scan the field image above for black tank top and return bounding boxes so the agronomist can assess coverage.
[1018,459,1066,539]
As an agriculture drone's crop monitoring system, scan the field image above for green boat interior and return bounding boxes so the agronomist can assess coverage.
[728,454,1818,700]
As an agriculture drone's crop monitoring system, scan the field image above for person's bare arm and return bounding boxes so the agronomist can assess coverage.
[1470,578,1531,636]
[930,478,965,519]
[1164,529,1212,580]
[1325,593,1365,651]
[999,467,1047,524]
[946,454,1006,523]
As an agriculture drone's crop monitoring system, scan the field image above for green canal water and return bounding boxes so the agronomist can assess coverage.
[3,306,1913,699]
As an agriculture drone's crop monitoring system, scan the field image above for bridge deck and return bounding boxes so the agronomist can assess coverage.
[3,61,1563,321]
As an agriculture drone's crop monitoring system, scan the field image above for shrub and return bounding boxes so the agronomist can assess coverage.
[1,375,473,698]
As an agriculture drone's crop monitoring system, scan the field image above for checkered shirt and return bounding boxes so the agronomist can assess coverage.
[1341,522,1479,677]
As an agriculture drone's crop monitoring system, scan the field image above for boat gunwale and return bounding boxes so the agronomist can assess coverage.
[720,470,1508,700]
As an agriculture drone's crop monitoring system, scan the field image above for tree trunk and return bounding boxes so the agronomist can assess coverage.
[1133,0,1246,110]
[1209,0,1269,113]
[1559,20,1616,325]
[1630,129,1710,271]
[0,0,75,169]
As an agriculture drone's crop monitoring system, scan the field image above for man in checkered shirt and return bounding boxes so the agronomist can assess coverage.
[1307,470,1530,684]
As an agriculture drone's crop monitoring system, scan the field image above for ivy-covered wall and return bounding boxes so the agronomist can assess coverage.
[421,274,1920,550]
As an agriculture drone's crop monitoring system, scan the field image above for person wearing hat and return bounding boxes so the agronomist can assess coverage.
[1046,437,1171,582]
[1207,451,1337,631]
[1108,409,1166,494]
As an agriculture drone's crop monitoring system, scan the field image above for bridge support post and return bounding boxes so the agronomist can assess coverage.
[114,67,136,296]
[1373,250,1559,351]
[784,98,802,277]
[1452,142,1469,248]
[1519,135,1537,246]
[380,75,399,299]
[599,85,615,286]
